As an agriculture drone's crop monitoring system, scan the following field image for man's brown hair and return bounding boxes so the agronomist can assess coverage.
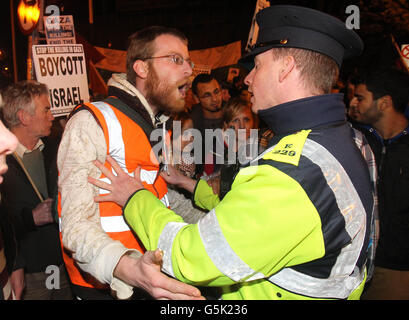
[126,26,188,85]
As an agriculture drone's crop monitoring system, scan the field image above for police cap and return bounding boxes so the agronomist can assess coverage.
[240,5,363,68]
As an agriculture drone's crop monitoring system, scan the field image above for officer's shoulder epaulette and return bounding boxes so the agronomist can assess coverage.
[262,129,311,166]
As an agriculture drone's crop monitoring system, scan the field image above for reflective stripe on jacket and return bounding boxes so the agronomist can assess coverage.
[58,100,169,289]
[124,129,369,300]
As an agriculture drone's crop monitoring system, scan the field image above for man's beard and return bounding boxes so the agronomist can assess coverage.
[360,101,382,125]
[145,65,186,114]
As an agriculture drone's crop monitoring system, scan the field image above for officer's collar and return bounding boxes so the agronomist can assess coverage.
[258,93,346,135]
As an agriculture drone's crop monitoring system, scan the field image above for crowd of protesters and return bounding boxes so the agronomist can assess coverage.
[1,4,409,300]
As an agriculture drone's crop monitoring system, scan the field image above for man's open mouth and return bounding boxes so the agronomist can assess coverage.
[177,80,190,98]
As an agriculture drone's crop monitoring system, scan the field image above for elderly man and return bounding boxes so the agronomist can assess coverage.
[0,80,72,299]
[90,6,374,300]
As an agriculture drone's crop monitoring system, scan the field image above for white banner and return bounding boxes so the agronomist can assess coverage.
[32,44,90,116]
[44,15,76,45]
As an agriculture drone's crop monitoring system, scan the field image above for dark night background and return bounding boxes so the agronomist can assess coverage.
[1,0,409,88]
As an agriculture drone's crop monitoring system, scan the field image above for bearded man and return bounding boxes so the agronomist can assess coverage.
[57,26,203,300]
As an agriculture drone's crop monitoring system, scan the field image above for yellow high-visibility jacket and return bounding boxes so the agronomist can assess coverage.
[124,94,373,300]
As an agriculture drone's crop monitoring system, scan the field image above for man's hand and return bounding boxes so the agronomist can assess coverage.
[160,165,197,194]
[114,249,204,300]
[207,176,221,196]
[32,198,54,226]
[10,268,25,300]
[88,155,144,207]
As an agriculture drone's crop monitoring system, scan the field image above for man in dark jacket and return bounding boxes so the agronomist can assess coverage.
[189,74,224,177]
[349,67,409,299]
[0,80,73,299]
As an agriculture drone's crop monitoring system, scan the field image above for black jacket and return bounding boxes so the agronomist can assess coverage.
[357,124,409,270]
[0,136,63,274]
[188,104,224,177]
[189,104,206,176]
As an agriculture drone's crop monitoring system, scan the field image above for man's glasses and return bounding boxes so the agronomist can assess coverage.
[140,53,195,69]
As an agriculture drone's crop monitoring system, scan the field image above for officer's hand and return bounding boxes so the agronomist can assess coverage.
[88,155,144,207]
[32,198,54,226]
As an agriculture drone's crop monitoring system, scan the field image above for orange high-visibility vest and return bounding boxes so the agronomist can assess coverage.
[58,99,169,289]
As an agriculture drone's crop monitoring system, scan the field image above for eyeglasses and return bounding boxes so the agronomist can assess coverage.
[140,53,195,69]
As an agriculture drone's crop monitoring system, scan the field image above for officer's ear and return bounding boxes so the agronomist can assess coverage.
[133,60,149,79]
[278,55,295,83]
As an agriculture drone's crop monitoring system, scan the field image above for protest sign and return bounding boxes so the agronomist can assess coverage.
[43,15,76,45]
[32,44,89,116]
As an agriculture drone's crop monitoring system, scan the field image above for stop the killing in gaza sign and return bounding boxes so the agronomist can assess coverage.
[32,44,90,116]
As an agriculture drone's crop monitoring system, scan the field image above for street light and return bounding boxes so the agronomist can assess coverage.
[15,0,42,80]
[17,0,41,35]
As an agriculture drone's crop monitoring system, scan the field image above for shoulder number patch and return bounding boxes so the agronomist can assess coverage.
[263,130,311,166]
